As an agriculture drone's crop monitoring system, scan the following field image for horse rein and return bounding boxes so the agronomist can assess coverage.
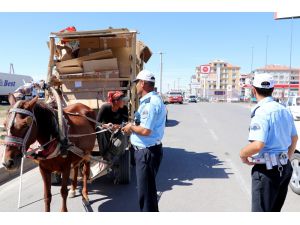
[3,101,37,157]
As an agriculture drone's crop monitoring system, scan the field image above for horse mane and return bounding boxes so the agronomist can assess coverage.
[33,101,59,142]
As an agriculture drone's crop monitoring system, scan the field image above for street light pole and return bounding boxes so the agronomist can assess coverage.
[288,17,294,98]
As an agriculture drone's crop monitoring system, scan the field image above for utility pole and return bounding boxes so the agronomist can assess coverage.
[288,18,294,98]
[251,46,254,74]
[177,78,181,90]
[265,35,269,66]
[249,46,254,106]
[159,52,163,94]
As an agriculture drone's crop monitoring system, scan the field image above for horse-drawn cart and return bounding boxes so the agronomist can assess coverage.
[47,27,152,184]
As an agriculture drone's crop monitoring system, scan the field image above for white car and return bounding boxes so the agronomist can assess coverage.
[285,96,300,120]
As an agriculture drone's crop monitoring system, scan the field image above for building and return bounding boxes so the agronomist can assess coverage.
[196,59,241,101]
[255,65,300,98]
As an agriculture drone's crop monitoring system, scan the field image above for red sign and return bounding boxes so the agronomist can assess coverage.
[200,65,211,74]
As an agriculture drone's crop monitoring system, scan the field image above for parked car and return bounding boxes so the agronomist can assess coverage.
[188,95,197,103]
[285,96,300,120]
[168,91,183,104]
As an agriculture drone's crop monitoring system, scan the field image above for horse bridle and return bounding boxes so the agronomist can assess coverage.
[3,101,37,157]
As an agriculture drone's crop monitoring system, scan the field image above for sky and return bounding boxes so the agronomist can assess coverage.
[1,12,300,93]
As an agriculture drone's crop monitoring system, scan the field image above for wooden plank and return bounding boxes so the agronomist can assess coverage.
[60,77,130,82]
[50,28,134,38]
[47,37,55,83]
[62,86,129,93]
[58,70,119,78]
[130,32,137,121]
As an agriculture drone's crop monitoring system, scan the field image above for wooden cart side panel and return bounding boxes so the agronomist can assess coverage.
[130,33,137,121]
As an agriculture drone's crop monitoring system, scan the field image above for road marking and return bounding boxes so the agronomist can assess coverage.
[209,129,219,141]
[202,117,208,124]
[225,157,251,200]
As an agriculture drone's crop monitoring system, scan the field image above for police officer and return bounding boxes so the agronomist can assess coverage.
[122,70,167,212]
[240,73,298,212]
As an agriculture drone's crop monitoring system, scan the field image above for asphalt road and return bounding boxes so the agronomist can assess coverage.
[0,102,299,211]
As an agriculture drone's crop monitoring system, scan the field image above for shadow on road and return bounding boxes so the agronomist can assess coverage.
[166,119,179,127]
[86,146,230,212]
[157,147,231,192]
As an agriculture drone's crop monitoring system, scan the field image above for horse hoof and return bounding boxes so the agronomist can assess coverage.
[82,197,90,206]
[68,189,76,198]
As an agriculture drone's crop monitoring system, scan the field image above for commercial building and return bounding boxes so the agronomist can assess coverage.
[196,59,241,101]
[255,65,300,98]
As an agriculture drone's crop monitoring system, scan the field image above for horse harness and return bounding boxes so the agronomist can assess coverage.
[3,101,38,157]
[2,101,110,160]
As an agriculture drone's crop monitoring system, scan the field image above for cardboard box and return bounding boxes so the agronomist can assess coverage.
[79,38,100,49]
[57,66,83,74]
[99,37,132,49]
[83,58,118,73]
[56,49,113,69]
[78,48,102,57]
[79,37,132,50]
[111,48,132,78]
[137,41,152,63]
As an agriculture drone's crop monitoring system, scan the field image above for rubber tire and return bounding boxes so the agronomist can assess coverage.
[289,152,300,195]
[118,150,131,184]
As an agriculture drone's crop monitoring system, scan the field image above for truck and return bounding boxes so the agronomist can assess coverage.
[0,72,33,103]
[47,27,152,184]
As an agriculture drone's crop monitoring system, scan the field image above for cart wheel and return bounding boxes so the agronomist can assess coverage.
[118,150,131,184]
[51,172,62,185]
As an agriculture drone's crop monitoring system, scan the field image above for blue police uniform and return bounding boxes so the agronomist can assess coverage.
[249,96,296,211]
[131,91,166,212]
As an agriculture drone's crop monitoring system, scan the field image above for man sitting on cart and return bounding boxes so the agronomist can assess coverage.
[96,91,129,161]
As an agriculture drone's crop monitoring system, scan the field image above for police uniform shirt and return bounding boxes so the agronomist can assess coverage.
[131,91,167,148]
[248,96,297,157]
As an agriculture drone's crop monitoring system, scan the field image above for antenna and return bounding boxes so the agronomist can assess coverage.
[9,63,15,74]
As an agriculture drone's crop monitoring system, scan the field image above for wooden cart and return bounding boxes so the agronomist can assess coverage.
[47,28,152,184]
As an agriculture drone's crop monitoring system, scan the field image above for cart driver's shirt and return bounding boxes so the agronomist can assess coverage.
[130,91,167,148]
[96,103,128,124]
[248,96,297,157]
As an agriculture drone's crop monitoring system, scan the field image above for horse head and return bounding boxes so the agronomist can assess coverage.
[2,94,39,170]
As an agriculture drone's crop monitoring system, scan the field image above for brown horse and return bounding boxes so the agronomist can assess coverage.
[1,94,96,212]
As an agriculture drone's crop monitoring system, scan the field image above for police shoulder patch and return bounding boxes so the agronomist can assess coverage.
[250,123,261,131]
[142,109,149,116]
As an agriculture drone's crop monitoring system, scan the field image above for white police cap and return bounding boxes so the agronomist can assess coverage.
[133,70,156,83]
[252,73,275,89]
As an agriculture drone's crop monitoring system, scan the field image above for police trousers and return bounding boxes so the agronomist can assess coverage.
[134,144,163,212]
[251,161,293,212]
